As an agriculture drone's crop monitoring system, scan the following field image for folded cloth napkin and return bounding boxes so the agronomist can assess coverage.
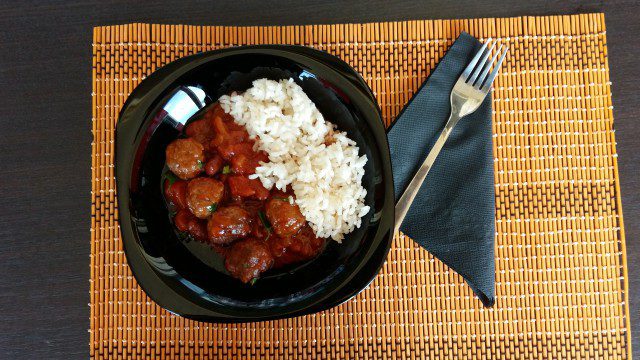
[387,32,495,306]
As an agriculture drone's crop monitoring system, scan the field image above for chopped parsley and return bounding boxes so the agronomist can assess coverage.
[207,203,218,213]
[222,165,231,174]
[197,160,205,170]
[250,278,258,286]
[258,210,272,232]
[165,171,179,186]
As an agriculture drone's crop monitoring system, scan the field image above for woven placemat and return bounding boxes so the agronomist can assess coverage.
[91,13,631,359]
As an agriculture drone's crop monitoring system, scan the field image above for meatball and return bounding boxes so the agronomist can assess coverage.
[225,238,274,283]
[186,178,225,219]
[207,205,253,245]
[165,138,205,180]
[265,197,306,237]
[269,225,325,268]
[288,225,325,258]
[268,234,292,258]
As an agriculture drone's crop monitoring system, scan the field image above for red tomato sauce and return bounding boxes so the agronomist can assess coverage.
[163,104,326,283]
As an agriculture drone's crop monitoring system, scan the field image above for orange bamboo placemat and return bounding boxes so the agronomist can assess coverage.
[91,13,631,359]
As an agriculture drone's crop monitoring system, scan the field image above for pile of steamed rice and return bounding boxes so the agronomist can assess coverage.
[219,78,369,241]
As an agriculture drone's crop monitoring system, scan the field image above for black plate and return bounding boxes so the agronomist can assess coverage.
[116,45,394,322]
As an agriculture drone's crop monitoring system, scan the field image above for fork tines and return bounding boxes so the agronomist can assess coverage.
[462,38,508,91]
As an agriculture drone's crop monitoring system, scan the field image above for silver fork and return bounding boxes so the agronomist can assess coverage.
[394,39,508,234]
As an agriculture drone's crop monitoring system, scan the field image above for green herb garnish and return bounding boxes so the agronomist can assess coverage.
[197,160,205,170]
[207,203,218,213]
[258,210,272,232]
[165,171,179,186]
[250,278,258,286]
[222,165,231,174]
[169,209,177,217]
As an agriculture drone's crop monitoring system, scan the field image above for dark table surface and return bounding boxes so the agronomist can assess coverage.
[0,1,638,358]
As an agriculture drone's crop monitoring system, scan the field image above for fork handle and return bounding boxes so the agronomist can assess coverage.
[394,112,462,234]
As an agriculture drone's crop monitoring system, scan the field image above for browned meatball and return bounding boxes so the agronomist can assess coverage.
[186,178,225,219]
[207,205,253,245]
[265,197,306,237]
[269,225,325,268]
[165,138,205,180]
[225,238,274,283]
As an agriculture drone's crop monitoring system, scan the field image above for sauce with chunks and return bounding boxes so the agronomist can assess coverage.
[163,103,326,283]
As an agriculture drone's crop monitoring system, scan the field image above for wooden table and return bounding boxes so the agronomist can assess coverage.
[0,1,637,358]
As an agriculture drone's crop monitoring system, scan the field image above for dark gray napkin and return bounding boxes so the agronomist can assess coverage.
[387,32,495,306]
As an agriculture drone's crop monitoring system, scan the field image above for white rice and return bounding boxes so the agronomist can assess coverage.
[219,78,370,241]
